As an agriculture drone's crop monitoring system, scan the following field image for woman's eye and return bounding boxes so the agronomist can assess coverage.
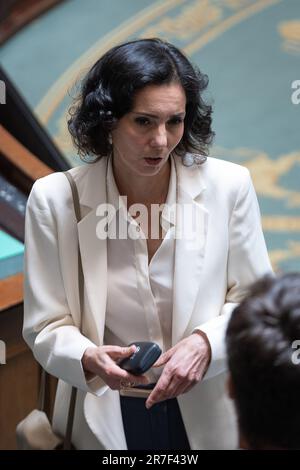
[135,117,151,126]
[168,118,183,125]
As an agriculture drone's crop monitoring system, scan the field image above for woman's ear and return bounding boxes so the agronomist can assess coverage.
[226,373,235,400]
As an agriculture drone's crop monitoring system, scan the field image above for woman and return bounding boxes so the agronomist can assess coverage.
[23,38,272,450]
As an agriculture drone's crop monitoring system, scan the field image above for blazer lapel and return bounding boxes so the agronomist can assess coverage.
[75,158,109,343]
[172,158,209,345]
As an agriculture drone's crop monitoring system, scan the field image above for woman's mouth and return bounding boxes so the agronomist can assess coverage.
[144,157,163,166]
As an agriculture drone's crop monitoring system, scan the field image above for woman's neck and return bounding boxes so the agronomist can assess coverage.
[112,157,171,207]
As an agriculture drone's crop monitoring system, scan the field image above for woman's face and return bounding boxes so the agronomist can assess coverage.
[111,82,186,177]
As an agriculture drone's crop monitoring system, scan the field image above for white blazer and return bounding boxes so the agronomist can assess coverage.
[23,155,272,449]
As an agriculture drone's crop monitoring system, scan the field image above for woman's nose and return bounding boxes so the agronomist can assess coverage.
[150,125,167,147]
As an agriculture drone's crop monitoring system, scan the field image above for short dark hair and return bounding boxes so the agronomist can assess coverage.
[226,273,300,450]
[68,38,214,163]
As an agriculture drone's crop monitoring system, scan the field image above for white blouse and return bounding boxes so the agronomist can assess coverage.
[104,156,177,381]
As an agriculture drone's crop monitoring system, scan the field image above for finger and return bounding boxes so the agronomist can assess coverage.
[145,388,161,409]
[106,345,136,360]
[146,386,169,409]
[112,365,149,385]
[161,374,181,399]
[172,371,200,397]
[122,372,149,386]
[146,366,191,408]
[145,376,170,409]
[153,350,171,367]
[170,377,187,397]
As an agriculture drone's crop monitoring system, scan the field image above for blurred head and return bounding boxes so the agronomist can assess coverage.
[68,38,214,164]
[226,273,300,450]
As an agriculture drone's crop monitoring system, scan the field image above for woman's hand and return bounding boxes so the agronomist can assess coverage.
[145,331,211,409]
[82,344,149,389]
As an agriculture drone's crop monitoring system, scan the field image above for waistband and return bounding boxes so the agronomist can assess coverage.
[119,383,156,398]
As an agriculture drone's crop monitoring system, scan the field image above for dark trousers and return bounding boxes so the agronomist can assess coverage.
[120,395,190,450]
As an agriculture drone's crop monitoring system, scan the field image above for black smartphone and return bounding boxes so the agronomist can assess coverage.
[118,341,162,375]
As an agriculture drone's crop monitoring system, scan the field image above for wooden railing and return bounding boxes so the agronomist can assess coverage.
[0,0,64,45]
[0,125,53,184]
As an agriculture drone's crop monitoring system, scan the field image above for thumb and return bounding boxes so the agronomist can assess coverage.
[108,345,136,360]
[153,349,171,367]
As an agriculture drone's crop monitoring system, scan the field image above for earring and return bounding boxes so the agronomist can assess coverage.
[182,153,207,167]
[193,154,207,165]
[108,134,112,145]
[182,153,194,166]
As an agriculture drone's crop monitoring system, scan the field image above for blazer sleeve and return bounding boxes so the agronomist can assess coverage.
[23,179,107,395]
[193,169,273,380]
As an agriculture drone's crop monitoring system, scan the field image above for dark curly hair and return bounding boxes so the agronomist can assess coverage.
[226,273,300,450]
[68,38,214,163]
